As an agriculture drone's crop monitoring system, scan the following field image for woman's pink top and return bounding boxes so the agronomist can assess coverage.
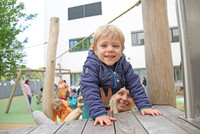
[24,84,32,96]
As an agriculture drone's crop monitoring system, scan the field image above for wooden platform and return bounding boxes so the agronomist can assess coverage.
[0,106,200,134]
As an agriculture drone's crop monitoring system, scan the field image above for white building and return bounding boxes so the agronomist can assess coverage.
[43,0,182,87]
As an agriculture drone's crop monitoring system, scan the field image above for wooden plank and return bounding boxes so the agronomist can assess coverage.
[153,105,200,134]
[0,126,38,134]
[5,70,22,113]
[133,108,188,134]
[114,110,147,134]
[55,119,87,134]
[29,122,64,134]
[82,118,115,134]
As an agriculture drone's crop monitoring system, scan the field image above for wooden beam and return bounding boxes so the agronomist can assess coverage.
[141,0,176,107]
[5,70,22,113]
[42,17,59,120]
[55,72,82,75]
[17,69,45,72]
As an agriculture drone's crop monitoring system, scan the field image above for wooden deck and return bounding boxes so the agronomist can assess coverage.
[0,106,200,134]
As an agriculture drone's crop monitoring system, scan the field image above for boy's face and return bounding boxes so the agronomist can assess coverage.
[93,34,123,68]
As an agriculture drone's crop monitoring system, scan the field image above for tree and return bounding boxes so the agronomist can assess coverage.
[0,0,37,80]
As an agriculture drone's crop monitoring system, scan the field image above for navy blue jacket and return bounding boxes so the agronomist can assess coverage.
[80,50,151,119]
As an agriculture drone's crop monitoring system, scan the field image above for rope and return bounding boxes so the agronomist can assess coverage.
[52,0,141,62]
[0,42,48,52]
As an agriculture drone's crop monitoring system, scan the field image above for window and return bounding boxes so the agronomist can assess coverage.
[68,2,102,20]
[133,66,183,83]
[70,74,81,87]
[131,27,179,46]
[69,37,92,52]
[134,68,146,82]
[170,27,179,42]
[174,66,183,82]
[131,31,144,46]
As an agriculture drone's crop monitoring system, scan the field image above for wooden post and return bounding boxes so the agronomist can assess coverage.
[141,0,176,107]
[5,70,22,113]
[42,17,59,120]
[19,77,32,114]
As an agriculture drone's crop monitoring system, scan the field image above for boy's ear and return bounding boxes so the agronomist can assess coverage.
[92,45,97,55]
[92,45,96,51]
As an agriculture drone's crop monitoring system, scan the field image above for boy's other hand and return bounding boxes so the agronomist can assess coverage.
[94,115,117,126]
[140,108,162,116]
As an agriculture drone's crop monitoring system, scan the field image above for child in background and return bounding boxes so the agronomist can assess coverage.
[80,24,162,126]
[53,98,72,123]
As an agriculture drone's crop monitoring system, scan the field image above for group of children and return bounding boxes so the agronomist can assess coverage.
[35,24,162,126]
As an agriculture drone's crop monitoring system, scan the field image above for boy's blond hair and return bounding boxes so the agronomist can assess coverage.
[92,24,125,51]
[53,98,63,111]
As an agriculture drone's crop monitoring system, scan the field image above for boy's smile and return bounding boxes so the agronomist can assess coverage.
[93,34,123,68]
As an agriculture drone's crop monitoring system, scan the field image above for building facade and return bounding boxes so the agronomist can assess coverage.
[43,0,182,87]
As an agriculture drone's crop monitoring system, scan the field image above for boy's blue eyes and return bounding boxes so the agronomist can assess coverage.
[100,44,119,48]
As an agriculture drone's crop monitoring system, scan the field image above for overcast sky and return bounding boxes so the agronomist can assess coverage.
[17,0,45,69]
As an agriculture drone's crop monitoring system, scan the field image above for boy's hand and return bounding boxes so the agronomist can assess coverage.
[140,108,162,116]
[94,115,117,126]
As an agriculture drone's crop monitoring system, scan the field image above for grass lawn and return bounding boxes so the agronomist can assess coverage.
[176,95,184,112]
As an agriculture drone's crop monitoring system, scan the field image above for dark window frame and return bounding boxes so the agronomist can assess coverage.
[69,37,92,52]
[131,27,179,46]
[68,2,102,20]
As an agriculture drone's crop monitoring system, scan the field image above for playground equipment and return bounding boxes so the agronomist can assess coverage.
[176,0,200,126]
[5,68,80,114]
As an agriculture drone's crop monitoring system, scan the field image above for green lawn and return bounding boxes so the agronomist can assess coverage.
[176,95,184,112]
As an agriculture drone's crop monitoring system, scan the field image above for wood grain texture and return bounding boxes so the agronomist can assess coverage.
[1,106,199,134]
[0,126,38,134]
[114,110,147,134]
[153,105,200,134]
[133,108,188,134]
[42,17,59,120]
[56,119,87,134]
[29,122,64,134]
[141,0,176,107]
[82,118,115,134]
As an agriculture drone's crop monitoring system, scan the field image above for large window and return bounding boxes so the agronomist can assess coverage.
[69,37,92,52]
[70,74,81,87]
[131,27,179,46]
[68,2,102,20]
[133,66,182,83]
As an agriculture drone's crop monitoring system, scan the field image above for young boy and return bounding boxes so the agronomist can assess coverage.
[80,24,161,126]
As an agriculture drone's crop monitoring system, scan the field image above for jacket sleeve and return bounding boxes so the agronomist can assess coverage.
[124,61,151,110]
[80,60,107,119]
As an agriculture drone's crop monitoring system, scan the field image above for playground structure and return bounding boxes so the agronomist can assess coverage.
[3,0,200,131]
[5,68,80,114]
